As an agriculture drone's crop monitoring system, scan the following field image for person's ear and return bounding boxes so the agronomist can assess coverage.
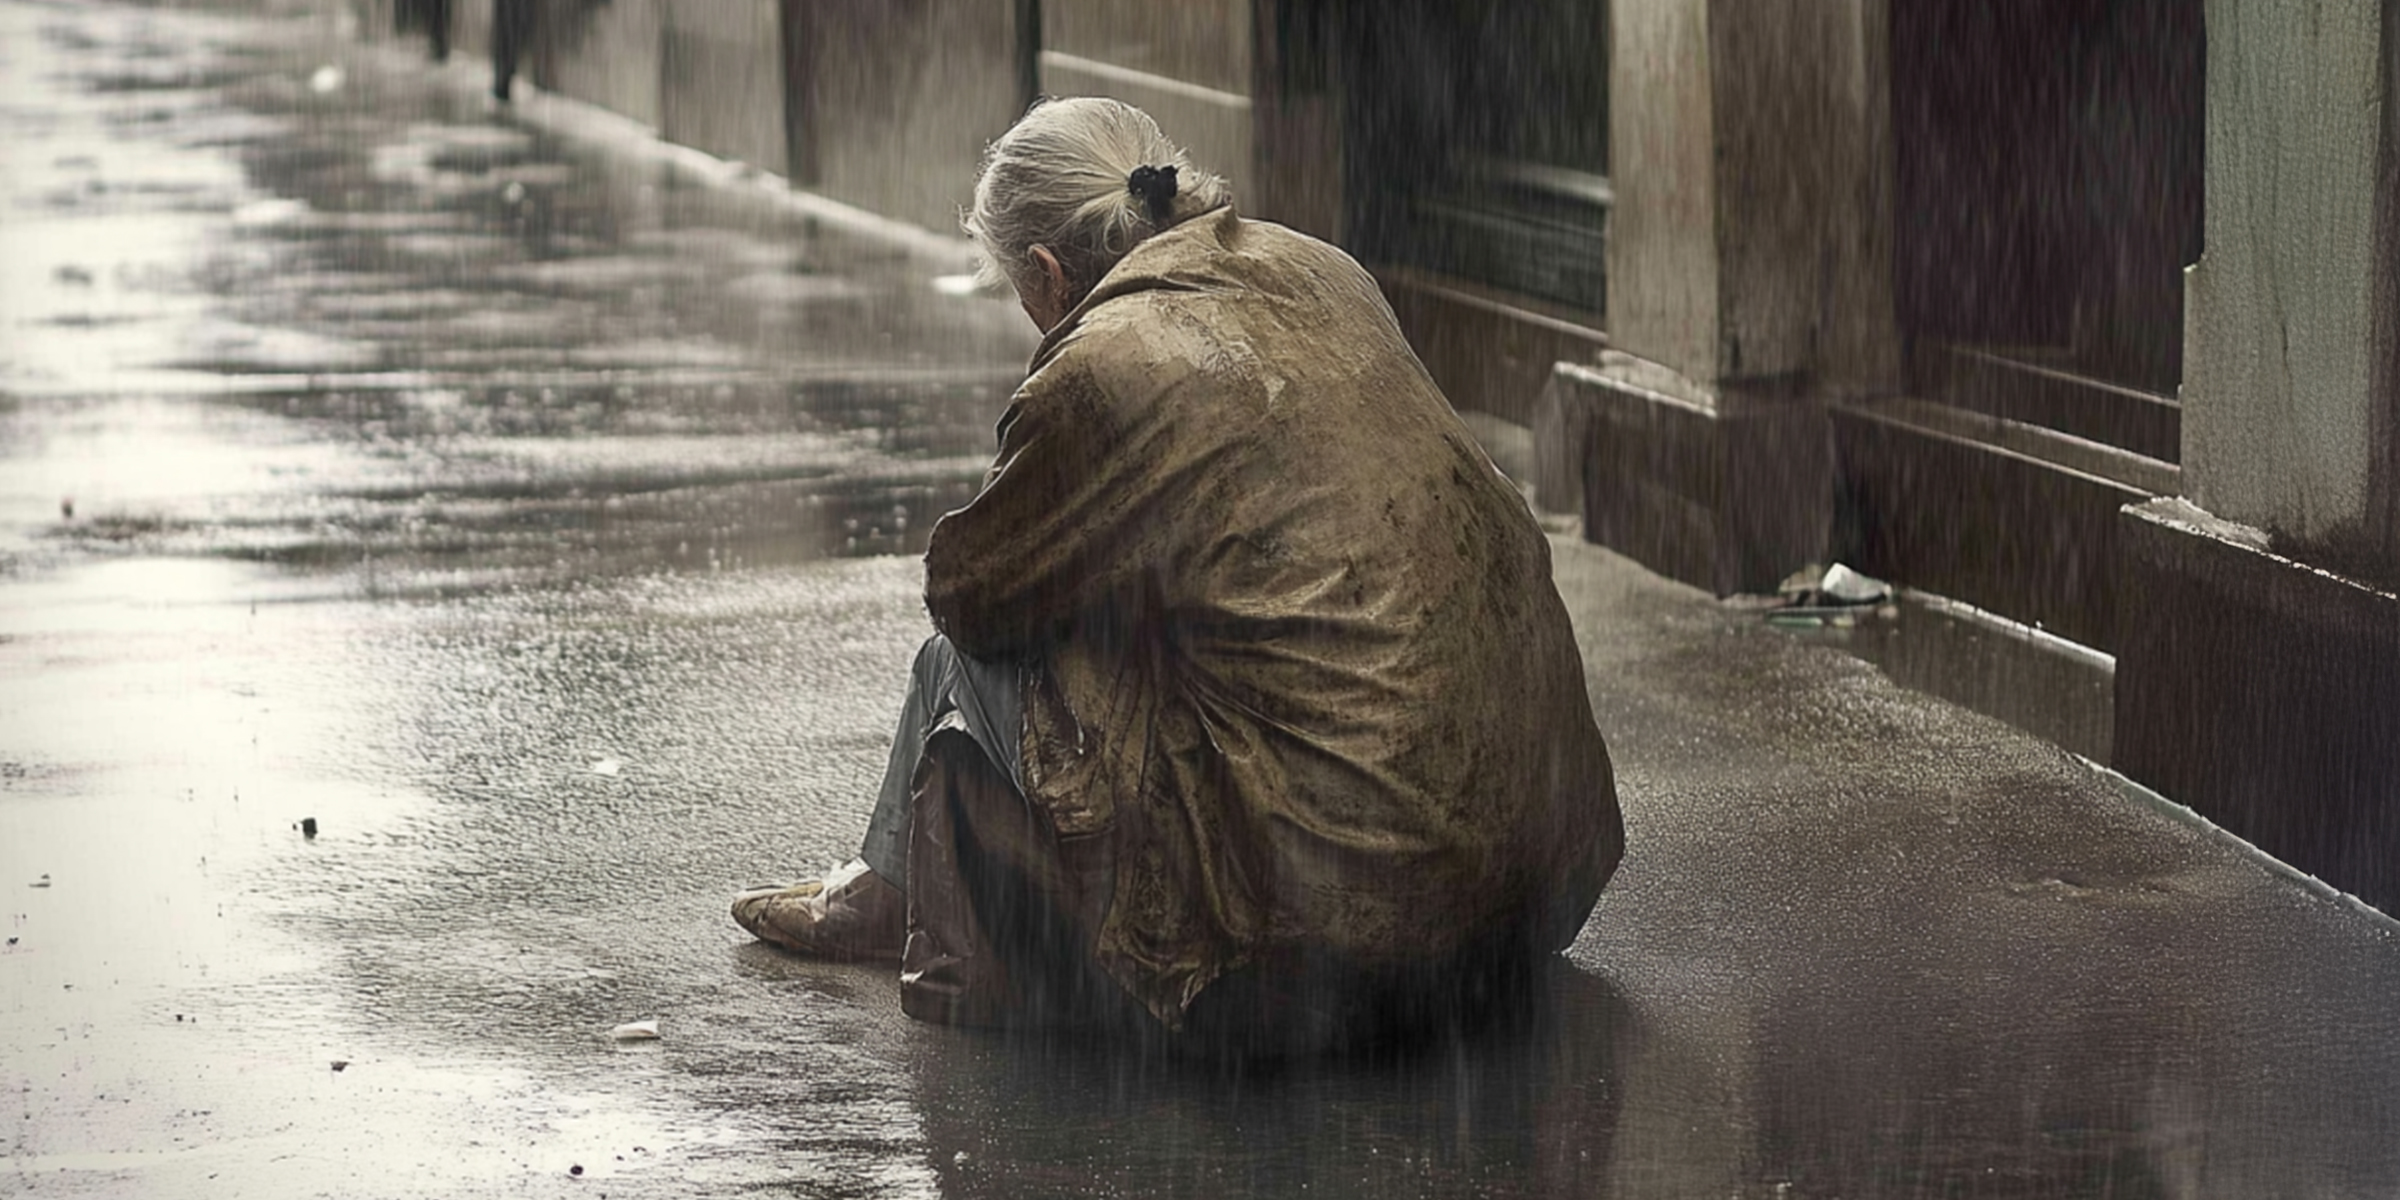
[1029,245,1068,305]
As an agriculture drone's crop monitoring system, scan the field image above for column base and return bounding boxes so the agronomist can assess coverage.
[1538,355,1830,597]
[2116,498,2400,914]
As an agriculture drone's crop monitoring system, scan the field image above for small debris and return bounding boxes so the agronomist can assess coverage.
[299,817,318,838]
[609,1019,660,1041]
[53,265,93,286]
[5,937,16,946]
[931,274,980,296]
[233,198,308,228]
[59,497,73,519]
[329,1060,349,1072]
[308,65,344,94]
[28,874,49,889]
[589,758,622,777]
[569,1164,585,1177]
[1818,563,1891,606]
[502,180,527,205]
[1766,563,1895,626]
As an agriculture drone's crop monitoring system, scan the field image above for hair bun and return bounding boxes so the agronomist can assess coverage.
[1127,164,1179,223]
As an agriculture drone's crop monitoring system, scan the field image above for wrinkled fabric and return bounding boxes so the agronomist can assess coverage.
[857,635,1026,891]
[898,721,1125,1032]
[923,208,1624,1027]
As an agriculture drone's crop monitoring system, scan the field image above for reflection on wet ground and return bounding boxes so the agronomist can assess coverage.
[1,0,1029,584]
[4,4,2398,1199]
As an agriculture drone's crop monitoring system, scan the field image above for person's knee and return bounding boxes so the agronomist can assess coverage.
[912,633,959,682]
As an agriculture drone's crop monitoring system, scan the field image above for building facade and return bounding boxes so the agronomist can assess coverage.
[361,0,2398,913]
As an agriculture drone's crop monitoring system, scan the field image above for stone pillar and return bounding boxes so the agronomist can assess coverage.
[1539,0,1898,594]
[2180,0,2400,567]
[2116,0,2400,912]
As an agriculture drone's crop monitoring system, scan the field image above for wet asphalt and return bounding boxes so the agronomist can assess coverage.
[3,4,2397,1199]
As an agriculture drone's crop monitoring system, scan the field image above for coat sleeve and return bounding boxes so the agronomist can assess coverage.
[923,356,1200,659]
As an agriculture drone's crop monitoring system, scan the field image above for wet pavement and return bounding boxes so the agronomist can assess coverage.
[4,4,2397,1198]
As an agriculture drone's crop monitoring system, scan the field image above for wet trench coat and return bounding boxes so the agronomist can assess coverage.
[923,207,1624,1027]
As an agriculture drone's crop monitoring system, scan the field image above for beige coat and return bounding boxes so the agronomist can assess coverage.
[924,208,1623,1026]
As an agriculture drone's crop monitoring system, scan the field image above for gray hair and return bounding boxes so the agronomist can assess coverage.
[964,97,1232,299]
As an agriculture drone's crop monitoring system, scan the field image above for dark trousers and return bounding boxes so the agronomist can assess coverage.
[396,0,450,61]
[491,0,537,99]
[898,720,1131,1032]
[873,641,1544,1055]
[891,711,1544,1058]
[858,636,1024,891]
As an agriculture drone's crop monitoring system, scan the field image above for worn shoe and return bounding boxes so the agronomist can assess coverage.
[730,859,905,962]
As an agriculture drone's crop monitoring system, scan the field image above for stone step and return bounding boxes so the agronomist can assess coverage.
[1830,394,2177,652]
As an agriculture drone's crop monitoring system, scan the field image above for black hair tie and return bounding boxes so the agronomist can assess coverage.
[1127,164,1179,223]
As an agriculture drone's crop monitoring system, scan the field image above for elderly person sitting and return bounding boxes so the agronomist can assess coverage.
[732,97,1623,1053]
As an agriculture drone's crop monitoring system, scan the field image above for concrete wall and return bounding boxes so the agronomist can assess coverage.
[538,0,663,128]
[1037,53,1252,200]
[350,0,1313,256]
[1246,0,1340,241]
[1037,0,1254,203]
[451,0,493,57]
[658,0,787,175]
[2114,0,2400,914]
[788,0,1029,234]
[2116,497,2400,913]
[1043,0,1248,94]
[2181,0,2399,567]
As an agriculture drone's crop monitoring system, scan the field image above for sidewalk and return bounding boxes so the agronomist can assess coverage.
[1544,534,2398,1197]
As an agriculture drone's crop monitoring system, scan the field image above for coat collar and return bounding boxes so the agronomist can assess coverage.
[1029,205,1240,367]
